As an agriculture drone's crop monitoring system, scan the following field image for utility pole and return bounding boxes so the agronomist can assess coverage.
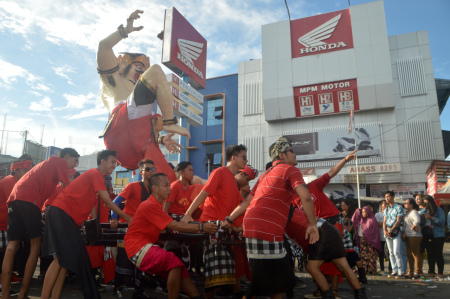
[40,124,45,144]
[0,114,6,154]
[4,132,8,155]
[22,130,28,155]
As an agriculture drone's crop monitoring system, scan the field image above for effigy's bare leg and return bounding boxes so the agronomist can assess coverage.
[141,64,190,138]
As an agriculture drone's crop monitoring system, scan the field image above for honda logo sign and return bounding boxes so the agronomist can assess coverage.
[290,9,353,58]
[162,7,207,89]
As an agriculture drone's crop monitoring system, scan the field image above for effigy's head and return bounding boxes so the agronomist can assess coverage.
[117,52,150,84]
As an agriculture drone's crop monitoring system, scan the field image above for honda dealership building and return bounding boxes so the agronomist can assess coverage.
[237,0,445,200]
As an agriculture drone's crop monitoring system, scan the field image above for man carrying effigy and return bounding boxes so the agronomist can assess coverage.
[97,9,189,182]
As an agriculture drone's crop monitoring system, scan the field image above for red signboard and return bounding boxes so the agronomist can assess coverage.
[162,7,207,89]
[290,9,353,58]
[294,79,359,117]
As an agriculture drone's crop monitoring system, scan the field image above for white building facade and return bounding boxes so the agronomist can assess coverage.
[238,0,445,200]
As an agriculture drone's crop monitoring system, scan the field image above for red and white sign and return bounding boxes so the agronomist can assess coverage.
[290,9,353,58]
[162,7,207,89]
[294,79,359,117]
[427,165,437,196]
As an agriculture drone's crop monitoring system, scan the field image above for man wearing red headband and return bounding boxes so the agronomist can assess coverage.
[0,159,33,296]
[1,148,79,299]
[97,9,188,182]
[231,165,258,298]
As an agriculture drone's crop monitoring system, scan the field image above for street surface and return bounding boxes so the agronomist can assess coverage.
[16,243,450,298]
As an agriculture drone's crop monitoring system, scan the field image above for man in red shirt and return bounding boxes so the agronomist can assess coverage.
[224,137,319,298]
[124,173,217,299]
[182,145,248,297]
[163,161,195,216]
[40,150,132,299]
[1,148,79,299]
[110,159,155,298]
[0,159,33,296]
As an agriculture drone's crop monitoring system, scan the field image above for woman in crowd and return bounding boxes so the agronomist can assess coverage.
[423,195,445,279]
[341,199,356,235]
[402,198,422,279]
[352,206,381,274]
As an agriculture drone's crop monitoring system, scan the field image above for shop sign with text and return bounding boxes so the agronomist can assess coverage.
[294,79,359,117]
[347,163,401,174]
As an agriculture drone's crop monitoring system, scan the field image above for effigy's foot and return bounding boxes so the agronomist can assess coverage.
[163,124,191,139]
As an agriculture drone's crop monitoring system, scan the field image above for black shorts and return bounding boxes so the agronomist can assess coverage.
[308,221,347,262]
[246,255,295,297]
[346,250,361,268]
[7,200,42,241]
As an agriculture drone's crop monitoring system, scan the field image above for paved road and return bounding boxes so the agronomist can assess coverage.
[15,243,450,298]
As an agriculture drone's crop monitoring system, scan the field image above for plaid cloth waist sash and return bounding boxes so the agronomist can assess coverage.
[245,237,286,259]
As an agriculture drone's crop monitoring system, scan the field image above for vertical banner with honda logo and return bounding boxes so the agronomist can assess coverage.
[162,7,207,89]
[290,9,353,58]
[294,79,359,117]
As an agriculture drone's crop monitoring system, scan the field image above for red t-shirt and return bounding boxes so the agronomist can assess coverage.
[42,184,64,212]
[51,168,106,226]
[124,195,173,258]
[296,173,340,218]
[8,156,70,209]
[0,176,17,230]
[166,181,192,215]
[200,167,241,224]
[118,182,149,223]
[243,161,305,242]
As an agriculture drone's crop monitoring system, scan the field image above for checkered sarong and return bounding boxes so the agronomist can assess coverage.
[245,237,286,259]
[338,215,354,250]
[204,242,235,289]
[0,230,7,248]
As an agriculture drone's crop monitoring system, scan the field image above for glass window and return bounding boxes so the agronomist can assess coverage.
[207,98,223,126]
[116,171,129,179]
[204,143,223,175]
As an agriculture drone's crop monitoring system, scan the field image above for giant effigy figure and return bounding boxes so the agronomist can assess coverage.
[97,10,189,182]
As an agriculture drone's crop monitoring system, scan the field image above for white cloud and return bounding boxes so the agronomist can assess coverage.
[6,101,17,108]
[0,58,52,91]
[29,96,52,111]
[65,104,109,120]
[52,65,76,86]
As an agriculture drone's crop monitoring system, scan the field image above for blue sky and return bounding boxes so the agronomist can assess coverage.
[0,0,449,157]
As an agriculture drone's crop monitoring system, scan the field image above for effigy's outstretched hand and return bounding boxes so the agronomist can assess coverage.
[163,133,184,153]
[125,10,144,34]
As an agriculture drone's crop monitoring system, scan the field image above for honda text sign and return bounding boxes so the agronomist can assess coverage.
[162,7,207,89]
[290,9,353,58]
[294,79,359,117]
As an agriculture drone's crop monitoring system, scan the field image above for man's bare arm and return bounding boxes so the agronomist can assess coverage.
[163,201,172,213]
[229,194,253,222]
[181,190,210,223]
[99,190,132,224]
[328,150,357,179]
[295,184,319,244]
